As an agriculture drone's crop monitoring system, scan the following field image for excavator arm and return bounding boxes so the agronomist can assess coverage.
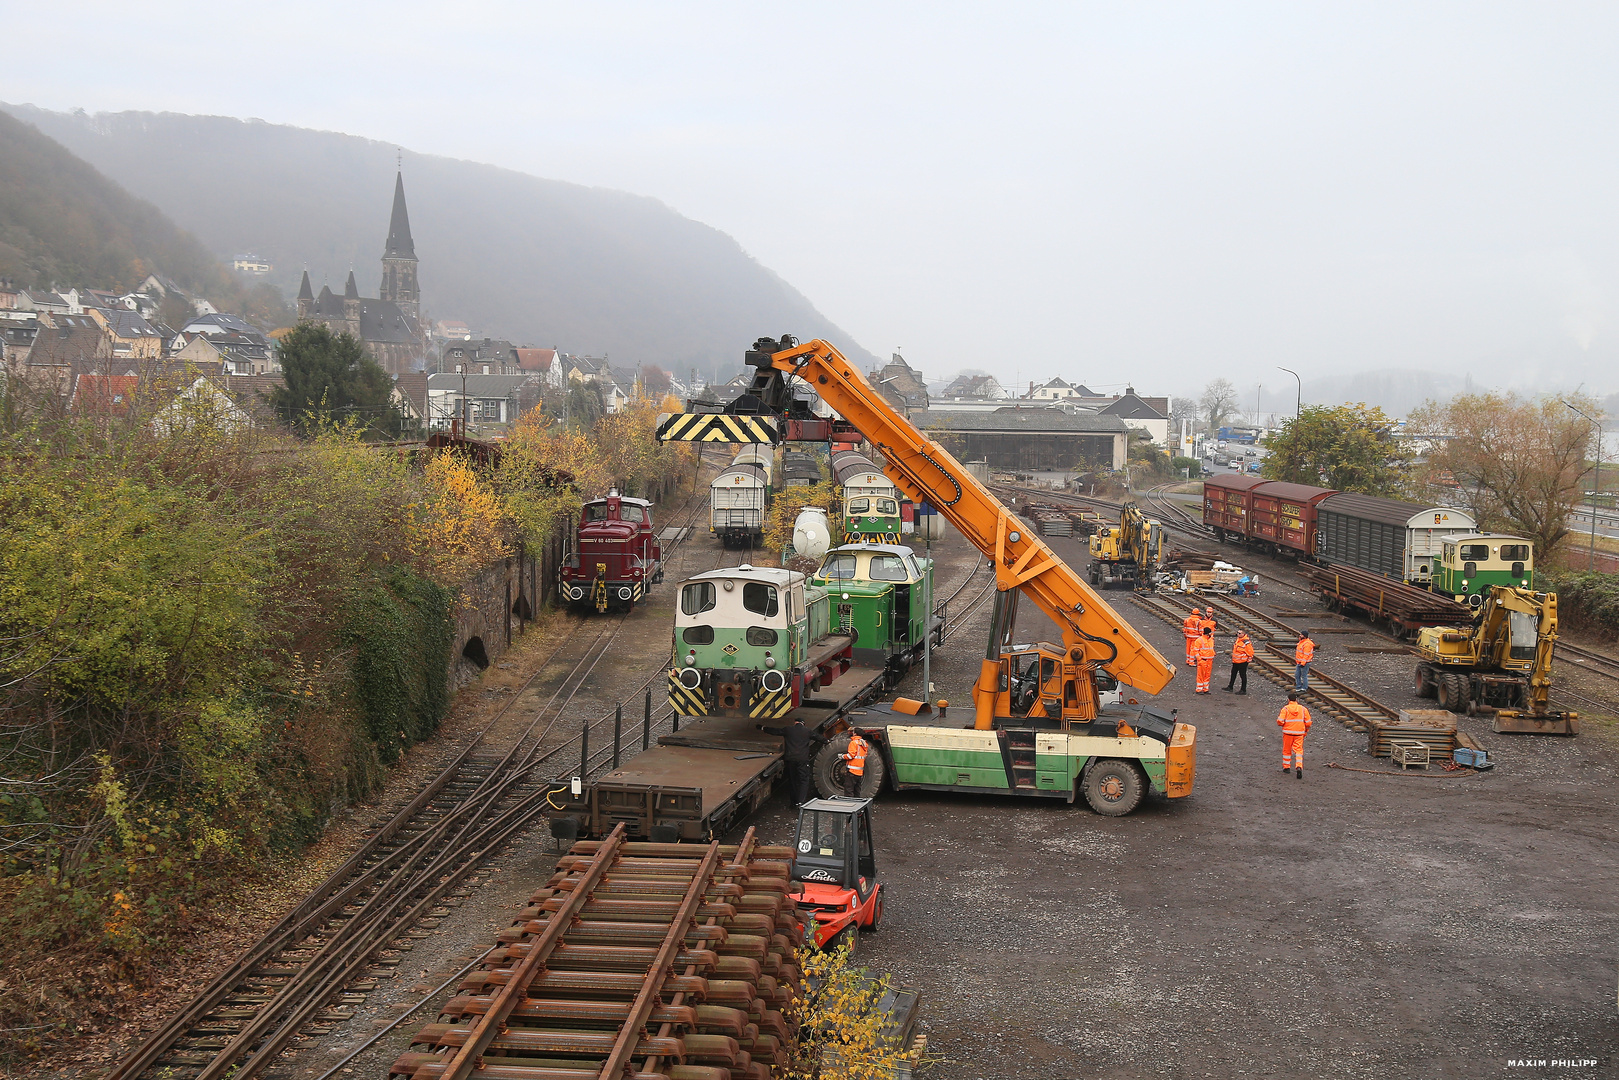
[755,337,1175,723]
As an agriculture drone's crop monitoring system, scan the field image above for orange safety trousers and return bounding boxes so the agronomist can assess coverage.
[1196,659,1213,692]
[1282,733,1306,768]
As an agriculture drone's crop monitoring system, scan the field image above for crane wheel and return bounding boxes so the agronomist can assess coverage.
[1082,759,1146,817]
[1414,664,1436,699]
[812,734,887,799]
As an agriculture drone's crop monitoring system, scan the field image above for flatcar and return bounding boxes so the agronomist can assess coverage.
[781,449,824,488]
[559,490,663,612]
[831,448,901,543]
[811,542,937,678]
[1200,474,1530,600]
[667,565,854,721]
[711,458,770,548]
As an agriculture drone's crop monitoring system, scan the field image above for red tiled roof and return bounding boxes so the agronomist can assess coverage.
[514,347,556,372]
[72,374,140,416]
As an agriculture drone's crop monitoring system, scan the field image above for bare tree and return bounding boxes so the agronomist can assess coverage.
[1200,378,1239,433]
[1169,396,1199,429]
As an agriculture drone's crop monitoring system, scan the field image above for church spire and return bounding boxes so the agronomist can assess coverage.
[384,171,415,260]
[297,269,313,300]
[344,269,359,298]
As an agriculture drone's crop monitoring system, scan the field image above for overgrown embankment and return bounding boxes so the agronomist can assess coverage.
[0,393,690,1059]
[1539,569,1619,642]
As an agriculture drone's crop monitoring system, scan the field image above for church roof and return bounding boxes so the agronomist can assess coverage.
[384,171,416,260]
[303,288,420,346]
[297,270,313,300]
[344,270,359,299]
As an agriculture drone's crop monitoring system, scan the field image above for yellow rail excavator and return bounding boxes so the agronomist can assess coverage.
[1086,502,1165,591]
[1413,586,1578,735]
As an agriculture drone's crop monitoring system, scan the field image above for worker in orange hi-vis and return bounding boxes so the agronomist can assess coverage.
[1225,632,1254,694]
[1277,691,1312,778]
[1294,632,1316,692]
[1182,608,1203,666]
[839,731,870,796]
[1199,610,1217,638]
[1193,627,1216,694]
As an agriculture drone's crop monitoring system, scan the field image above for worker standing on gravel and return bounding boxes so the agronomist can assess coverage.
[757,718,814,804]
[1294,632,1316,691]
[1194,627,1216,693]
[1182,608,1203,666]
[840,731,870,796]
[1278,692,1312,778]
[1225,632,1254,694]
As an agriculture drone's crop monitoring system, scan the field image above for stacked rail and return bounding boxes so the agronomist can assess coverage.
[389,825,803,1080]
[1305,564,1468,637]
[1022,503,1102,538]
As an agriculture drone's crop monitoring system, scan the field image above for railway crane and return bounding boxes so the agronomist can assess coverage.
[660,337,1194,816]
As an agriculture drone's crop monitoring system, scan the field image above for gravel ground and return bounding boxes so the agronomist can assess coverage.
[75,508,1614,1080]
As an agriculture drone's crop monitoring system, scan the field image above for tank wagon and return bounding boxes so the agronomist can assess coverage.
[710,451,771,548]
[559,490,662,612]
[1201,475,1532,598]
[831,448,902,543]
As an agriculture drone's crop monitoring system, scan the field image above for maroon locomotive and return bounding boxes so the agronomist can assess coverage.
[559,490,663,612]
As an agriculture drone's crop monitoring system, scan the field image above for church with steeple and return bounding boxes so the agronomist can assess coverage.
[296,172,426,375]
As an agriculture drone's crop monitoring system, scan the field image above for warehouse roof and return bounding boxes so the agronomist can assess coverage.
[910,408,1129,434]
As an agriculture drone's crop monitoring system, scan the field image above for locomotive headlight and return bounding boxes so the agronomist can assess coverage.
[618,587,632,600]
[761,669,787,693]
[678,667,702,689]
[685,652,697,667]
[569,587,583,600]
[764,652,776,668]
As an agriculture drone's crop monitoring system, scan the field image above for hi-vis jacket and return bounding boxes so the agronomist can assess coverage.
[1231,636,1254,663]
[1277,701,1313,735]
[1295,638,1316,665]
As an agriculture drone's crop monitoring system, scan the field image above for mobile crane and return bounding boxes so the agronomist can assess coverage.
[1087,502,1166,590]
[662,337,1194,815]
[1414,586,1579,735]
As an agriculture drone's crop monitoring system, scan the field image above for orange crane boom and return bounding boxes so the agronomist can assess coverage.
[759,337,1175,727]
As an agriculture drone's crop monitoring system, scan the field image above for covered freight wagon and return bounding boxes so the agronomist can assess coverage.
[710,462,769,546]
[1315,493,1474,584]
[1247,481,1335,556]
[1202,473,1267,539]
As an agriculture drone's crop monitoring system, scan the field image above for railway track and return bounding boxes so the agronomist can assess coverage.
[1555,640,1619,685]
[1131,593,1399,733]
[109,467,738,1080]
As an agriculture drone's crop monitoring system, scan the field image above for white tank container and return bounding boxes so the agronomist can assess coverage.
[792,507,832,560]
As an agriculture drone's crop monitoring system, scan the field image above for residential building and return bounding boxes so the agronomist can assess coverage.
[514,347,564,387]
[941,373,1008,400]
[70,374,141,418]
[233,254,273,275]
[440,338,520,376]
[296,170,425,375]
[433,319,473,341]
[1097,387,1171,447]
[0,279,19,309]
[88,308,164,360]
[425,372,538,429]
[869,353,928,414]
[15,289,71,315]
[172,326,277,376]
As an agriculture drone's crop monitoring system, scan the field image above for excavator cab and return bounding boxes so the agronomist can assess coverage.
[788,797,883,950]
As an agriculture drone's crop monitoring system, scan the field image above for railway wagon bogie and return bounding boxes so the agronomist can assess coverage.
[559,490,662,612]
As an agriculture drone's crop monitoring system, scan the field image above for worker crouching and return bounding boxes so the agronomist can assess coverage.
[1194,627,1216,694]
[1278,692,1312,778]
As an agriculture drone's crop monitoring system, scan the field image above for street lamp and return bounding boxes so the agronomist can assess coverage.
[1277,367,1301,419]
[456,363,469,435]
[1564,400,1605,567]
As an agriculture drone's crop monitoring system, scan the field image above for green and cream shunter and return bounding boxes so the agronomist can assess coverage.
[1431,534,1534,604]
[811,543,937,678]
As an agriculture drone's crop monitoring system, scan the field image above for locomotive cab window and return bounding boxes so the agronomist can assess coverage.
[584,503,610,521]
[1460,544,1491,562]
[847,498,870,514]
[681,582,716,616]
[875,498,899,515]
[746,626,778,646]
[1500,544,1530,563]
[683,625,715,645]
[869,555,908,581]
[820,554,858,580]
[620,504,645,523]
[742,582,779,618]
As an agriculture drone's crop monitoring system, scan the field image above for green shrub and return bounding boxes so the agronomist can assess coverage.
[343,569,454,762]
[1538,569,1619,641]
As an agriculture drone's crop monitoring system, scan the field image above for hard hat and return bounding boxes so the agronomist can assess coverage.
[1191,607,1201,614]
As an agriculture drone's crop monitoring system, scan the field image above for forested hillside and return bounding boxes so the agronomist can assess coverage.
[2,105,877,376]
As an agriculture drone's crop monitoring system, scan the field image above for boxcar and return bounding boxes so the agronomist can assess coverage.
[1202,474,1268,539]
[782,450,824,488]
[711,462,770,547]
[1247,481,1335,557]
[1315,494,1475,584]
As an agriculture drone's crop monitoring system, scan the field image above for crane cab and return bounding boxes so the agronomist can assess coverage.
[789,796,883,949]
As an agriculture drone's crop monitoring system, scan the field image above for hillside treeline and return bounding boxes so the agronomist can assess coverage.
[0,109,289,328]
[0,383,690,1058]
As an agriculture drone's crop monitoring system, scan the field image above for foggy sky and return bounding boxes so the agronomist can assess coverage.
[4,2,1618,404]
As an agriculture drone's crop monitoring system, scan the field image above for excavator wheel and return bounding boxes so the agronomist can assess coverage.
[1414,664,1433,699]
[1082,759,1146,817]
[812,733,887,800]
